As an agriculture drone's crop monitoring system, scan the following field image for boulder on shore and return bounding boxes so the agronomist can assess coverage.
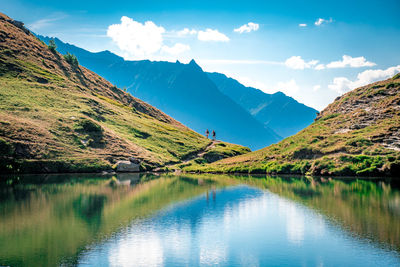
[116,160,140,172]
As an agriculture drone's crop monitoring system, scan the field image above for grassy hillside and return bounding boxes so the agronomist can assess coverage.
[183,74,400,176]
[0,13,249,174]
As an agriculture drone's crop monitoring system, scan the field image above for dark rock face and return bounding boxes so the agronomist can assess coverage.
[129,157,141,164]
[292,147,323,159]
[203,152,225,163]
[14,143,33,158]
[0,16,30,35]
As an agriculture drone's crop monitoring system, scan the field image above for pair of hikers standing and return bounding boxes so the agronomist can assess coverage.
[205,129,216,140]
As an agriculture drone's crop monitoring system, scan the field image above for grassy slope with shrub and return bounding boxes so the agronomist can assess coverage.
[184,74,400,176]
[0,13,249,174]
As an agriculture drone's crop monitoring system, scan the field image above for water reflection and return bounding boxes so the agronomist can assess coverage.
[0,173,399,266]
[78,184,400,266]
[241,175,400,251]
[73,194,107,230]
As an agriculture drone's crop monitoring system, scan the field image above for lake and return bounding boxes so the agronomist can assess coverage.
[0,173,399,266]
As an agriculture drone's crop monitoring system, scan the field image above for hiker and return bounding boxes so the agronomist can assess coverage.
[205,129,209,139]
[212,130,216,141]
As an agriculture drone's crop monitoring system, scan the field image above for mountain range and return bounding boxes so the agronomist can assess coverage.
[0,12,249,173]
[37,36,318,150]
[207,72,318,137]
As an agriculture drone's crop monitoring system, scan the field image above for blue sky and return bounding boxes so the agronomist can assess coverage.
[2,0,400,110]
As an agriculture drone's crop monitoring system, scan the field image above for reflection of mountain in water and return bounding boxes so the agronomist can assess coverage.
[73,194,107,230]
[241,175,400,251]
[0,173,399,266]
[0,174,229,267]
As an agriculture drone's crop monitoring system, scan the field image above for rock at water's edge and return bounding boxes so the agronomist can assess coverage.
[116,160,140,172]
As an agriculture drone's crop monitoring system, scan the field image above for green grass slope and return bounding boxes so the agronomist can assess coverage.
[184,74,400,176]
[0,13,249,174]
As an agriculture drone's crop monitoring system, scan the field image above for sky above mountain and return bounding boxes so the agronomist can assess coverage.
[3,0,400,110]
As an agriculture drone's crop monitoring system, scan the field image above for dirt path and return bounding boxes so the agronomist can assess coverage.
[182,140,219,163]
[153,140,219,172]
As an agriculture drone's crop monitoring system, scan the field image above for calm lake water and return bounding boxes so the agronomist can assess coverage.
[0,173,399,267]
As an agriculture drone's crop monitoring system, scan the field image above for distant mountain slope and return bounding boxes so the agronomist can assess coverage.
[37,35,125,76]
[0,13,249,173]
[207,72,318,138]
[37,36,282,150]
[184,74,400,176]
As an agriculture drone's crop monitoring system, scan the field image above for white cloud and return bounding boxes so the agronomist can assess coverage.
[177,28,197,36]
[328,65,400,94]
[107,16,165,58]
[299,23,307,27]
[234,22,259,33]
[326,55,376,68]
[314,18,333,26]
[161,43,190,55]
[285,55,375,71]
[29,18,58,30]
[285,56,318,70]
[276,79,300,96]
[328,77,353,94]
[107,16,190,59]
[313,85,321,91]
[198,29,230,42]
[27,12,68,30]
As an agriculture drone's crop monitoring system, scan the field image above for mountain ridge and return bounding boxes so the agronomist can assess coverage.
[207,72,318,138]
[36,35,316,149]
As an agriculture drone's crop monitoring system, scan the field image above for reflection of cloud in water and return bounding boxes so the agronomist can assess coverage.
[108,230,163,267]
[277,197,326,245]
[223,191,269,231]
[74,184,400,267]
[200,245,227,266]
[238,251,260,267]
[105,188,329,266]
[311,214,325,238]
[162,226,191,261]
[278,198,305,245]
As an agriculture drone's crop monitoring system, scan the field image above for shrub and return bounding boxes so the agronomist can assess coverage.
[346,137,372,147]
[386,82,400,89]
[63,52,79,68]
[75,119,102,133]
[48,39,57,52]
[74,119,104,148]
[371,84,384,89]
[320,113,339,121]
[0,138,14,156]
